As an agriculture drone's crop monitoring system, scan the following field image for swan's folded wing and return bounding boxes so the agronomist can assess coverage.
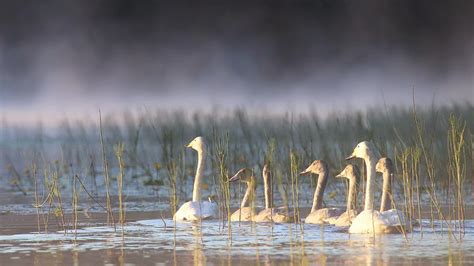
[174,201,218,221]
[255,208,294,223]
[305,209,326,224]
[173,201,195,221]
[349,210,398,234]
[230,207,257,222]
[333,210,358,227]
[381,209,418,229]
[324,208,345,223]
[306,208,343,224]
[381,209,405,225]
[200,201,219,219]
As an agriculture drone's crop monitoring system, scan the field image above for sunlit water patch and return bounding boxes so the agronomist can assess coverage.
[1,218,474,264]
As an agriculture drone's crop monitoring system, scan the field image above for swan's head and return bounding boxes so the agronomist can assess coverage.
[299,160,328,175]
[335,164,360,181]
[376,157,393,173]
[228,168,253,183]
[208,195,217,203]
[186,136,205,151]
[346,141,379,160]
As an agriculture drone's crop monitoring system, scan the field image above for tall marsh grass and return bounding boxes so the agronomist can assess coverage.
[1,103,472,236]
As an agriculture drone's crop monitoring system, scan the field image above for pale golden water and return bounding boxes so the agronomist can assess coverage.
[1,189,474,265]
[1,211,474,265]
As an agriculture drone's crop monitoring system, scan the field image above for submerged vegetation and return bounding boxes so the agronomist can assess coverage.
[0,103,472,238]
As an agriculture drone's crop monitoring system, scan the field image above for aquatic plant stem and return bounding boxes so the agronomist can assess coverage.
[99,110,116,230]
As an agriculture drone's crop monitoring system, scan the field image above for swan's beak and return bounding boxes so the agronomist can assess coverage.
[345,152,355,160]
[335,172,344,178]
[185,142,192,148]
[299,168,311,175]
[208,195,217,202]
[227,173,241,182]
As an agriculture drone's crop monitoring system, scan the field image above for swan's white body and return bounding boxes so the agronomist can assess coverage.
[228,168,257,222]
[347,141,407,234]
[174,201,218,221]
[349,209,405,234]
[254,165,294,223]
[305,208,343,224]
[230,207,256,222]
[332,209,358,226]
[300,160,343,224]
[173,137,218,222]
[254,207,294,223]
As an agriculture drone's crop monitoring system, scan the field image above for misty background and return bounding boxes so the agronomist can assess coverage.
[0,0,473,126]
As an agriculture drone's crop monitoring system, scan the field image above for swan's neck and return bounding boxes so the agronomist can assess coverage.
[241,180,255,208]
[347,178,357,212]
[380,171,392,212]
[311,171,328,212]
[364,155,377,211]
[263,171,272,209]
[192,148,206,202]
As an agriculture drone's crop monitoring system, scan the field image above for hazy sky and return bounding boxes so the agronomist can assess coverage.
[0,0,473,125]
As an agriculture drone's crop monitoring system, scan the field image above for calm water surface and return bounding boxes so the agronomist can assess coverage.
[0,217,473,265]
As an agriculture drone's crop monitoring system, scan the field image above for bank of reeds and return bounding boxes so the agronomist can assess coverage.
[1,103,472,239]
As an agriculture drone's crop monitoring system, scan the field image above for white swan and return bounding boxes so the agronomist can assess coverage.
[332,164,360,226]
[376,157,418,227]
[346,141,407,234]
[228,168,257,222]
[173,136,218,221]
[299,160,344,224]
[254,164,295,223]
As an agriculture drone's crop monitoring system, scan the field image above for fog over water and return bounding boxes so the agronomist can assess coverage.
[0,1,472,126]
